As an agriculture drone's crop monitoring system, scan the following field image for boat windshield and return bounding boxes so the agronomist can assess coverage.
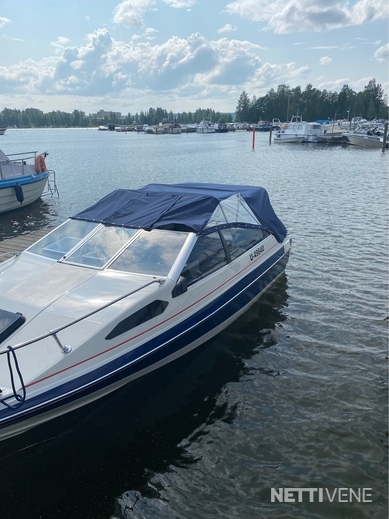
[27,220,189,274]
[63,225,139,268]
[108,229,189,276]
[27,220,100,260]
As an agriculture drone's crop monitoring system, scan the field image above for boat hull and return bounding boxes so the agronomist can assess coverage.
[0,173,49,214]
[197,128,215,134]
[342,133,387,148]
[0,244,290,440]
[273,134,304,143]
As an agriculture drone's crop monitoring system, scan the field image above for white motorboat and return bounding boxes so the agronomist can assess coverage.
[273,116,328,143]
[0,183,291,441]
[0,149,57,214]
[197,118,216,133]
[342,125,388,148]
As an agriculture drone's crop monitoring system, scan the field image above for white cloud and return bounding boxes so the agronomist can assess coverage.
[163,0,197,7]
[113,0,155,28]
[374,43,388,62]
[132,27,159,41]
[0,17,10,28]
[244,61,310,95]
[311,46,337,50]
[317,75,383,94]
[319,56,332,65]
[225,0,389,34]
[113,0,197,28]
[0,28,266,101]
[218,24,237,34]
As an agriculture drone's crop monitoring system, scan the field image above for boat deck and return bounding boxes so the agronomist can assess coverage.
[0,228,52,263]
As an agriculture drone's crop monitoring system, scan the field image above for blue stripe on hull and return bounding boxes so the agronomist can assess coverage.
[0,249,289,430]
[0,171,49,189]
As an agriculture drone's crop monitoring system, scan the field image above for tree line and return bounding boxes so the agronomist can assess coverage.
[235,79,388,123]
[0,106,232,129]
[0,79,387,128]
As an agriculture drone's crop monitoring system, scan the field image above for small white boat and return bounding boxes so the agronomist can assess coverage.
[0,182,291,440]
[0,128,6,136]
[197,118,216,134]
[0,149,57,214]
[342,125,388,148]
[273,116,328,143]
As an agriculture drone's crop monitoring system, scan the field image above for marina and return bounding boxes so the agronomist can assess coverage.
[0,128,387,519]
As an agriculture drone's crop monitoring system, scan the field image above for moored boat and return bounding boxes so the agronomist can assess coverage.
[252,121,273,132]
[273,116,329,143]
[215,122,229,133]
[0,149,57,214]
[159,121,182,134]
[0,182,291,440]
[342,125,388,148]
[197,118,216,133]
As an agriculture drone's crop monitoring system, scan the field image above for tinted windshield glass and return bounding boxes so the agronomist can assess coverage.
[180,232,227,285]
[220,227,269,259]
[109,229,188,276]
[27,220,99,260]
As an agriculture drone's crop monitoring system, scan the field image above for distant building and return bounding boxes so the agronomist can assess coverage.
[92,109,123,121]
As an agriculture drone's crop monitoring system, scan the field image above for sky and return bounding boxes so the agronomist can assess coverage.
[0,0,388,116]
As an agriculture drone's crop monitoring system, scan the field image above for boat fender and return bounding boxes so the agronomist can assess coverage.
[34,154,47,173]
[14,183,24,204]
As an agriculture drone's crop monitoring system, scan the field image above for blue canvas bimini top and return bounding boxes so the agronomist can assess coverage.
[72,183,287,242]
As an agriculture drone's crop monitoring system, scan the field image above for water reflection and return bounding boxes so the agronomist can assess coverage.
[0,198,58,241]
[0,276,289,519]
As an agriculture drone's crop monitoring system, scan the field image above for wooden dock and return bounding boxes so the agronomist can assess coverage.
[0,227,52,262]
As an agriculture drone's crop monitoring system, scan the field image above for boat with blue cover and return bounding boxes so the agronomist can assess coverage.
[0,183,291,440]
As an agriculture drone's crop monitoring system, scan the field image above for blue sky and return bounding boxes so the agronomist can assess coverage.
[0,0,388,116]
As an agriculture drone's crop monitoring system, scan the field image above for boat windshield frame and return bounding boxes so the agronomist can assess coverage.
[26,219,193,277]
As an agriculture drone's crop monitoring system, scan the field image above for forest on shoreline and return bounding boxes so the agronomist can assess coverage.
[0,79,387,129]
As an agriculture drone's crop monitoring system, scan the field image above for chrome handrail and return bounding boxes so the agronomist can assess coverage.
[6,151,39,158]
[0,278,163,356]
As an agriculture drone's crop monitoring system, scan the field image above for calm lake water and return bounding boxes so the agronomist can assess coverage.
[0,129,388,519]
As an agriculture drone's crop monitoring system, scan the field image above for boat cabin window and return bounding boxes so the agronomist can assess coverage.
[220,227,269,259]
[180,232,228,285]
[180,227,269,286]
[108,229,188,276]
[27,220,99,260]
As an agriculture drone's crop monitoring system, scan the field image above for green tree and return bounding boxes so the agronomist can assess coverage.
[366,99,376,120]
[337,84,355,120]
[235,91,251,122]
[352,93,365,119]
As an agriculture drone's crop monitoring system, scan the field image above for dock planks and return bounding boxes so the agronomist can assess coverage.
[0,228,52,262]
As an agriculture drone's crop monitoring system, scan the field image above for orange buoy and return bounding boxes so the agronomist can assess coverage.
[34,154,47,173]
